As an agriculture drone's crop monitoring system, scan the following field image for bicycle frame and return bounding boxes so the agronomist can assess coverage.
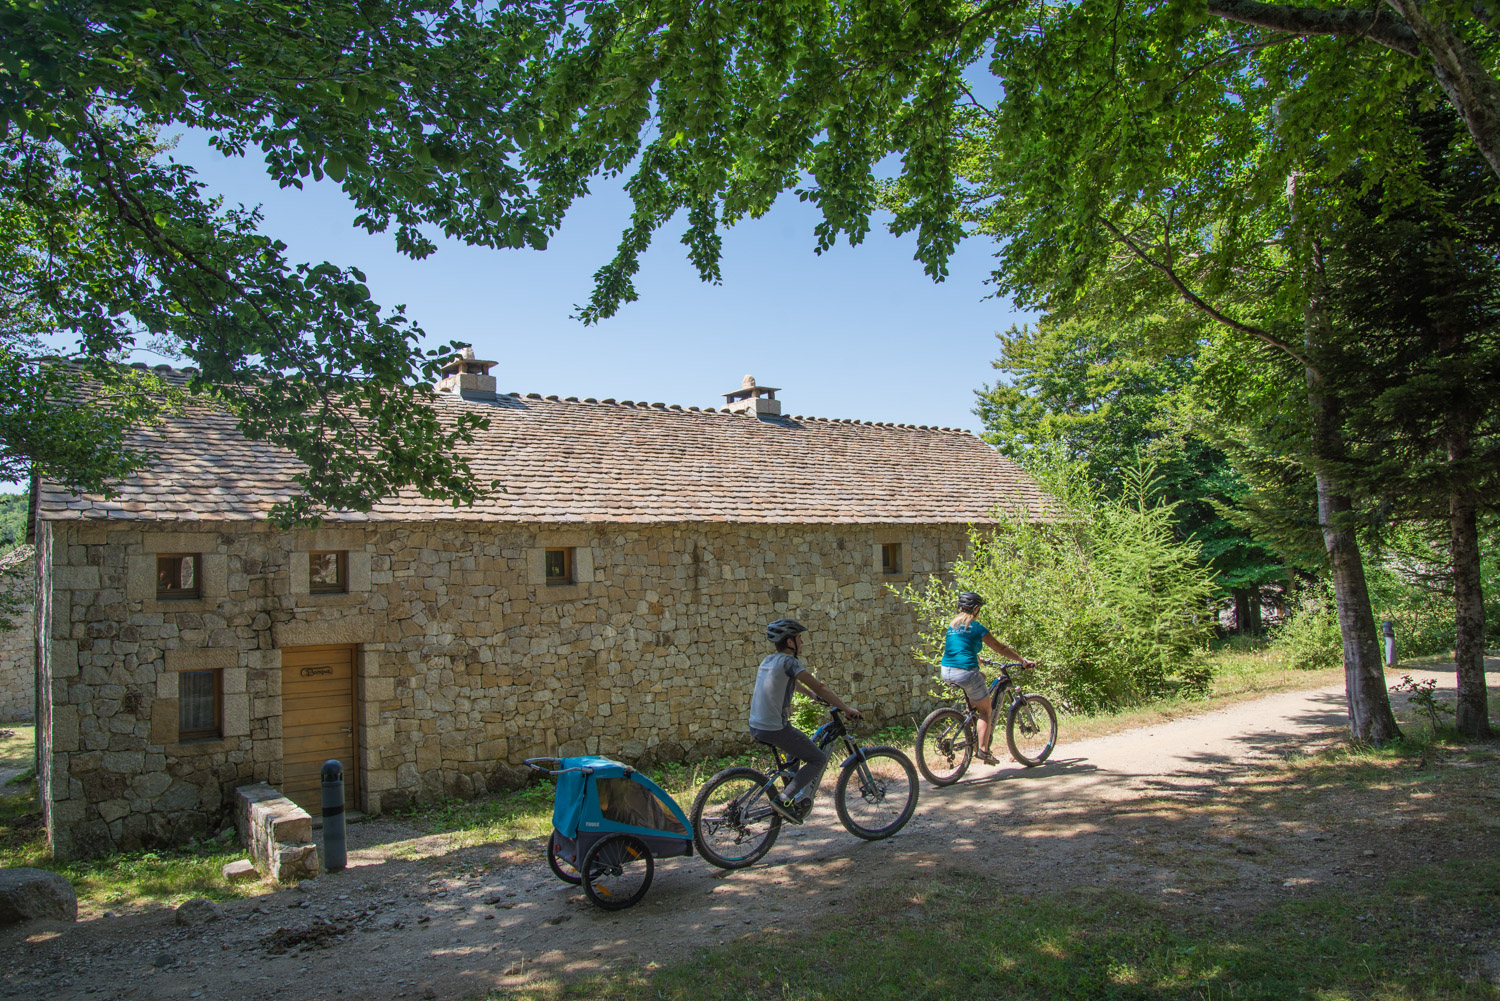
[733,708,870,821]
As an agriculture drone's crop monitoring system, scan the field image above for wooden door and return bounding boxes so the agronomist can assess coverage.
[281,644,358,812]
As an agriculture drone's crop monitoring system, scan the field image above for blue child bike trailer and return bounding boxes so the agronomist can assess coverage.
[525,756,694,910]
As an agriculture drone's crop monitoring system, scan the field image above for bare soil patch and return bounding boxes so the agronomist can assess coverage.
[3,668,1495,1001]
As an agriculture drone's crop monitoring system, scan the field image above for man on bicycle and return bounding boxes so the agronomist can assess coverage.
[941,592,1033,764]
[749,618,862,821]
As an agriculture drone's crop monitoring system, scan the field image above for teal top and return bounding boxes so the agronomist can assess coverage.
[940,621,989,670]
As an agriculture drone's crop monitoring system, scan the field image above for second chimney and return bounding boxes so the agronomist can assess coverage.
[723,374,781,417]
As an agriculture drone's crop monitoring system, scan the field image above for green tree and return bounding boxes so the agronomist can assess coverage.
[1319,106,1500,737]
[0,492,26,549]
[2,2,557,519]
[977,315,1284,630]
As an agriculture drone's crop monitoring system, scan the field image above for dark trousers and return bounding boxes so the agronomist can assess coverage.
[750,725,828,800]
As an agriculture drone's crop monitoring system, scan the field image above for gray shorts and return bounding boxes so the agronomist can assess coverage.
[940,666,989,704]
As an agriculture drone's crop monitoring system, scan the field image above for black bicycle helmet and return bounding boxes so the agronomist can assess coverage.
[957,591,984,612]
[765,618,808,645]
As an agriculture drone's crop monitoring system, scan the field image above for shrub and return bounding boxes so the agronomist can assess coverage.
[1270,585,1342,671]
[896,467,1217,713]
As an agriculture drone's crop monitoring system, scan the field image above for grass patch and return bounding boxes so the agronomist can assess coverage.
[491,860,1499,1001]
[0,728,266,912]
[0,723,35,774]
[0,781,263,912]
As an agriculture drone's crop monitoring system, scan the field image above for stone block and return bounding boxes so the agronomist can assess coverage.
[222,693,249,737]
[54,565,100,591]
[141,532,220,555]
[349,551,372,592]
[222,859,259,884]
[234,782,318,884]
[51,705,79,752]
[52,640,79,679]
[149,699,178,745]
[165,648,238,672]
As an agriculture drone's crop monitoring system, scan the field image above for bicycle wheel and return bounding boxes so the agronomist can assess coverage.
[546,831,582,885]
[834,746,919,840]
[1006,694,1058,766]
[581,833,653,910]
[690,766,782,869]
[915,707,974,786]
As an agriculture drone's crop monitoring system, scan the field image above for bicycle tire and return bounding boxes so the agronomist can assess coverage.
[915,707,974,786]
[690,766,782,869]
[834,746,919,840]
[580,833,653,910]
[546,831,582,885]
[1006,694,1058,766]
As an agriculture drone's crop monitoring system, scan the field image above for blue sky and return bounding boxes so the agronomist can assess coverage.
[167,132,1033,431]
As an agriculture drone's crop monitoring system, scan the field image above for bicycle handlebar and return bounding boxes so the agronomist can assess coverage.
[524,757,593,776]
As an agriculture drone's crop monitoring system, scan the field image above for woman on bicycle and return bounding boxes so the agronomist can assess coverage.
[940,592,1033,764]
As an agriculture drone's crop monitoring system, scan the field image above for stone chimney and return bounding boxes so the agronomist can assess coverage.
[722,374,781,417]
[436,345,498,401]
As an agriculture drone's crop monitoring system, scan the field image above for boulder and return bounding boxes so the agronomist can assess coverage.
[221,859,259,884]
[174,897,223,926]
[0,868,77,925]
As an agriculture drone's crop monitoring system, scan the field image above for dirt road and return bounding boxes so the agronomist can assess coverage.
[2,669,1488,1001]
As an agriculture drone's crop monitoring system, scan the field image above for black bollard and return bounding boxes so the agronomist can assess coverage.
[321,759,347,873]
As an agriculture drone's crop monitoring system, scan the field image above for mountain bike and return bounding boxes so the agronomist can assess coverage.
[915,658,1058,786]
[690,702,919,869]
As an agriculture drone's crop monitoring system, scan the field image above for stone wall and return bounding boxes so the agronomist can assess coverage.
[39,518,966,858]
[0,546,35,721]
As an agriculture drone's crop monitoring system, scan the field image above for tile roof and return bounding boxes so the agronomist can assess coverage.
[37,370,1054,524]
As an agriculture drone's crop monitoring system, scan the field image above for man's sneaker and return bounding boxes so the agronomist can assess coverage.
[767,793,804,824]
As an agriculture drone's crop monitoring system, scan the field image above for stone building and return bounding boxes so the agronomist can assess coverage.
[32,359,1048,858]
[0,545,36,722]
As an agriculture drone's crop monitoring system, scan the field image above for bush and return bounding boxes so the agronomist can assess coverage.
[1271,585,1342,671]
[896,467,1218,713]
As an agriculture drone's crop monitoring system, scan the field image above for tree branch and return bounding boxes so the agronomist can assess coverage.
[1205,0,1420,57]
[1099,217,1312,368]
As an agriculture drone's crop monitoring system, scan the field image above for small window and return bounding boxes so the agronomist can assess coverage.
[156,554,201,600]
[309,551,348,594]
[881,542,902,574]
[178,669,221,741]
[544,547,574,585]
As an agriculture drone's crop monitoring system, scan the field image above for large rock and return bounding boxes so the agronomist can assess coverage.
[174,898,222,926]
[0,868,77,925]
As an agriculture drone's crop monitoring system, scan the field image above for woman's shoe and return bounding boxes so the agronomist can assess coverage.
[976,749,1000,765]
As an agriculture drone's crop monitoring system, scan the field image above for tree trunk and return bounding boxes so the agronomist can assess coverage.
[1248,590,1264,634]
[1447,420,1494,737]
[1293,197,1403,744]
[1384,0,1500,184]
[1233,588,1252,634]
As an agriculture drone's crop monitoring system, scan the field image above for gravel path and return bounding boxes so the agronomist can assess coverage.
[2,668,1489,1001]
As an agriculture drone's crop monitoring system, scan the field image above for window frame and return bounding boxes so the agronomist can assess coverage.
[155,553,203,600]
[544,547,574,585]
[177,668,222,742]
[308,550,349,595]
[881,542,903,575]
